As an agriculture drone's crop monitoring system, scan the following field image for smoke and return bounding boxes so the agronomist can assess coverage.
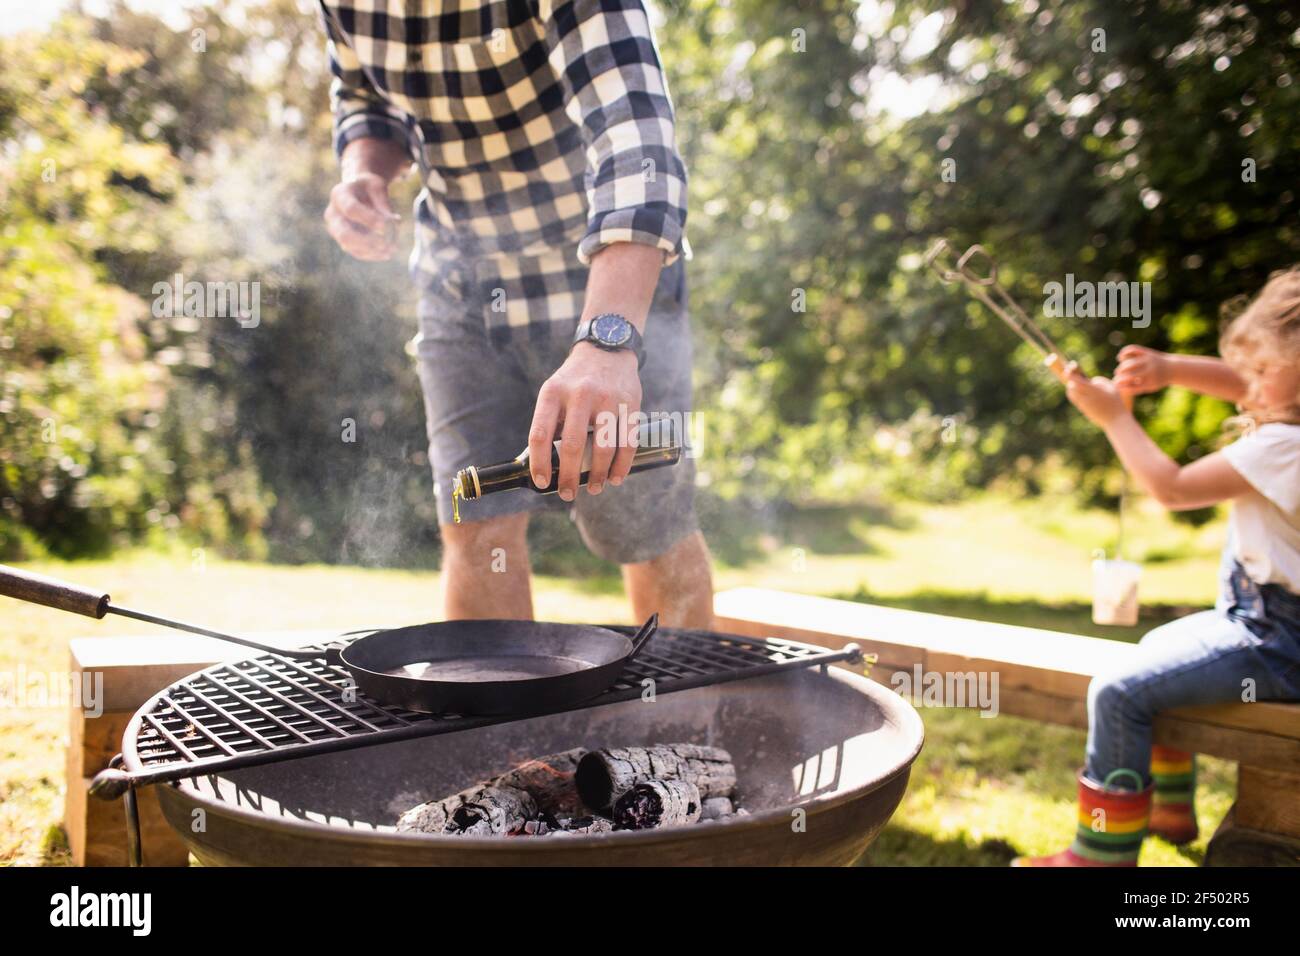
[181,129,431,567]
[340,454,418,568]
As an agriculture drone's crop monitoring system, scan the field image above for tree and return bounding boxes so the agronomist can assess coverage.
[0,12,270,558]
[657,0,1299,507]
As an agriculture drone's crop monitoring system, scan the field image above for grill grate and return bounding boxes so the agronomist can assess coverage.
[115,626,860,790]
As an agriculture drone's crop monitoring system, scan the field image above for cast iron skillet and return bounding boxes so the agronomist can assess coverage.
[0,564,657,716]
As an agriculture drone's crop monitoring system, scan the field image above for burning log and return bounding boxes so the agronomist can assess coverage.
[445,786,537,836]
[576,744,736,811]
[492,748,587,818]
[397,784,537,835]
[395,798,452,834]
[396,748,585,834]
[398,743,742,837]
[612,780,702,830]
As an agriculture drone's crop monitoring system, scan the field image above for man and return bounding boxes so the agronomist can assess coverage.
[318,0,713,626]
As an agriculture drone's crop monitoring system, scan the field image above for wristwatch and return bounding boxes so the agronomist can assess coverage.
[573,313,646,369]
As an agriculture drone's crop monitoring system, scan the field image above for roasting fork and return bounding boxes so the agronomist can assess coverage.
[924,238,1074,383]
[924,238,1133,561]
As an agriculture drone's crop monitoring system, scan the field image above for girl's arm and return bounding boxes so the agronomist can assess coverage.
[1101,417,1251,510]
[1115,346,1248,404]
[1065,369,1254,510]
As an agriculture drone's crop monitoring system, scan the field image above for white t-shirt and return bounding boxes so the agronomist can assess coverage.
[1221,422,1300,594]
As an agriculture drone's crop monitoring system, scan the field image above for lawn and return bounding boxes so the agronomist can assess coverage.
[1,493,1234,866]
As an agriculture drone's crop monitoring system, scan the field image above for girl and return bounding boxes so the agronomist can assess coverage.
[1014,268,1300,866]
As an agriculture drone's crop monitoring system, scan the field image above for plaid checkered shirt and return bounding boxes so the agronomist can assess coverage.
[319,0,688,341]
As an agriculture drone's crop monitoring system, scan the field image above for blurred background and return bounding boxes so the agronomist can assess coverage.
[4,0,1297,569]
[1,0,1297,864]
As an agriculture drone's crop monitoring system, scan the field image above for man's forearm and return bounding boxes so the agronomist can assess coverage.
[1166,354,1247,404]
[580,242,664,333]
[528,241,665,496]
[340,136,410,184]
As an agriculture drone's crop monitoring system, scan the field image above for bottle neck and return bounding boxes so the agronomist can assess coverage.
[459,459,534,499]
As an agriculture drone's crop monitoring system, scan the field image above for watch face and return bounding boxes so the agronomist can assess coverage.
[591,313,633,347]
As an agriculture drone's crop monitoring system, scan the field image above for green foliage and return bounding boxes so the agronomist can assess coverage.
[660,0,1300,509]
[4,0,1297,561]
[0,12,270,558]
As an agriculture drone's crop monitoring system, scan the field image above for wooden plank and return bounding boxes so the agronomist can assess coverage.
[716,588,1300,749]
[65,630,339,867]
[68,708,135,778]
[1166,701,1300,739]
[1152,714,1300,772]
[852,673,1300,767]
[1236,766,1300,838]
[1205,807,1300,866]
[64,748,190,867]
[854,674,1297,765]
[855,662,1091,729]
[69,630,338,711]
[70,635,235,712]
[716,587,1134,675]
[982,685,1090,729]
[714,597,928,671]
[925,649,1094,701]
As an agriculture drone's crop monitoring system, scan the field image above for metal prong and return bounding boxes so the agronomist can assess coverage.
[927,238,1073,372]
[923,238,963,283]
[955,244,997,286]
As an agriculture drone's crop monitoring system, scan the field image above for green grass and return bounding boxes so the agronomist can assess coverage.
[0,492,1235,866]
[706,493,1224,608]
[860,710,1234,867]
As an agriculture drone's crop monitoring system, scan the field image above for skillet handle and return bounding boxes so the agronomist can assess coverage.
[0,564,110,618]
[0,563,322,661]
[626,613,659,663]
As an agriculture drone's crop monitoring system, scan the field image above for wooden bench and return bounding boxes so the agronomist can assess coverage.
[67,631,335,866]
[714,587,1300,865]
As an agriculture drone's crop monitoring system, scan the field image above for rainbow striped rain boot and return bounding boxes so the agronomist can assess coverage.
[1147,746,1198,845]
[1012,769,1151,867]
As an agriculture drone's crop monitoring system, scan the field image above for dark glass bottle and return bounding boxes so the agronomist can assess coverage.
[452,423,682,520]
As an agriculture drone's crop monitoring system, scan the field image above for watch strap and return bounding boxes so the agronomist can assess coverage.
[574,315,646,369]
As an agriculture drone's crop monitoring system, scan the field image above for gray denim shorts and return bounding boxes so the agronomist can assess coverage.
[412,259,698,565]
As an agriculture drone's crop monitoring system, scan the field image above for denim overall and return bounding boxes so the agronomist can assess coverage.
[1084,550,1300,787]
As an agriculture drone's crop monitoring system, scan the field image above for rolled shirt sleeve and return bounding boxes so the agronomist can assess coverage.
[542,0,688,265]
[320,4,414,159]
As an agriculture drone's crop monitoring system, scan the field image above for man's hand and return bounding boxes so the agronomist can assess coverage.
[324,138,410,261]
[1065,364,1131,429]
[528,344,642,500]
[325,172,400,261]
[526,241,663,500]
[1114,345,1172,397]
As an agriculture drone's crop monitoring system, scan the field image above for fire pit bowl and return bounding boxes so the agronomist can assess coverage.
[151,664,923,866]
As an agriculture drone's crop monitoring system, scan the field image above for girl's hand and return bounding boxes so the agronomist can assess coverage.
[1114,345,1171,396]
[1065,365,1130,428]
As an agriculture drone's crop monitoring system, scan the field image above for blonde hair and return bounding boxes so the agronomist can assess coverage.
[1219,266,1300,426]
